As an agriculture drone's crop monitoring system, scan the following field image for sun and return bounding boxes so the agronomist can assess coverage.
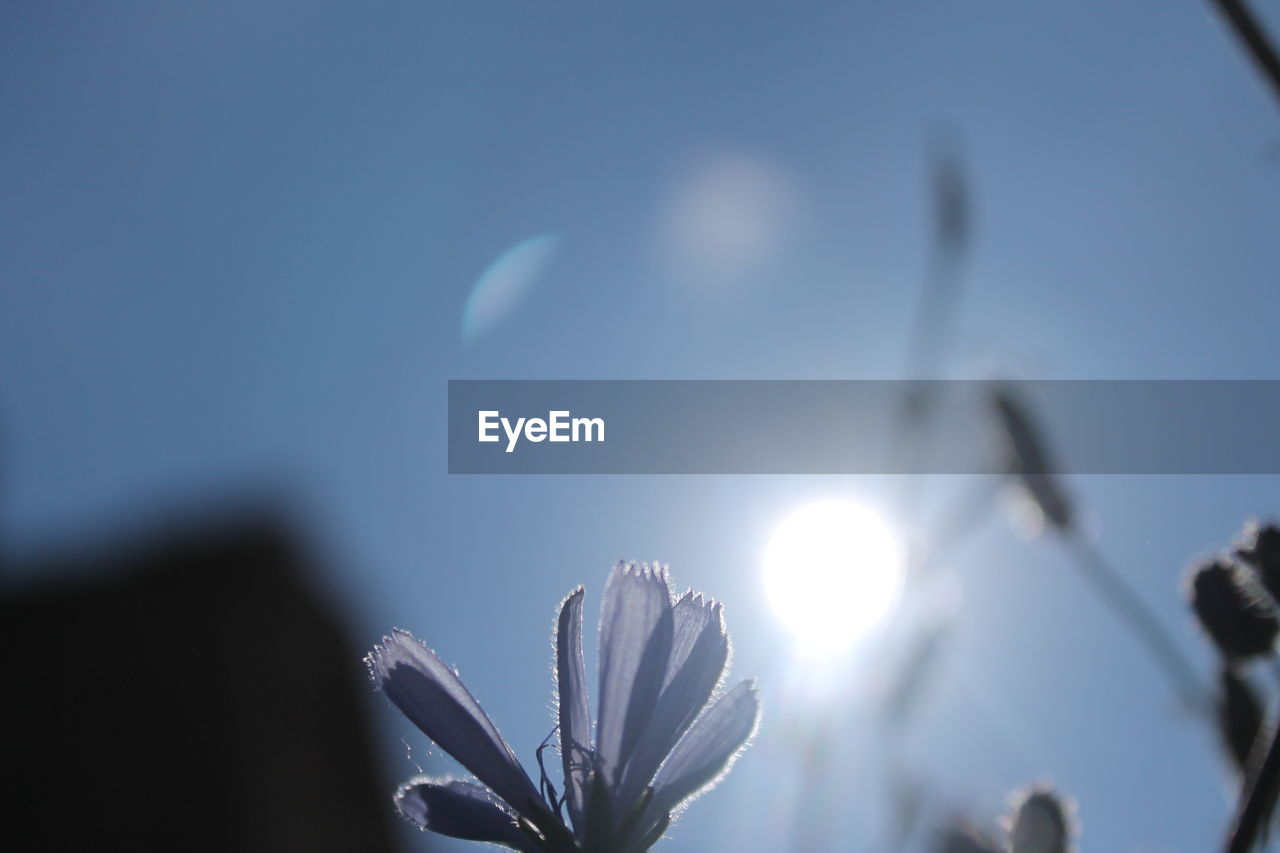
[762,499,905,656]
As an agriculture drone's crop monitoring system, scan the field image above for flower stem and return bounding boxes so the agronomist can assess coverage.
[1064,532,1208,716]
[1226,712,1280,853]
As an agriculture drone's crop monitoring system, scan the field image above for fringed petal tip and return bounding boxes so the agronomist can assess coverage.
[365,629,544,814]
[558,586,586,612]
[597,562,678,783]
[614,588,733,807]
[675,589,722,617]
[555,584,592,829]
[613,560,672,588]
[365,629,402,686]
[670,592,730,692]
[394,775,466,828]
[395,777,535,851]
[549,587,587,662]
[366,628,436,688]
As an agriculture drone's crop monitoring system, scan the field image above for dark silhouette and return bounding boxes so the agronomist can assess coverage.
[1216,665,1264,775]
[2,509,402,853]
[1213,0,1280,106]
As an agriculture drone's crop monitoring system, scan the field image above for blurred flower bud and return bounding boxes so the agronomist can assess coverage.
[1005,786,1077,853]
[1236,520,1280,606]
[1218,664,1265,775]
[1189,560,1280,661]
[934,818,1001,853]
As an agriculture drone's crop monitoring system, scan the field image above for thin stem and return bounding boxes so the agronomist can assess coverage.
[889,132,970,521]
[1064,532,1208,717]
[1213,0,1280,107]
[1226,712,1280,853]
[912,475,1001,579]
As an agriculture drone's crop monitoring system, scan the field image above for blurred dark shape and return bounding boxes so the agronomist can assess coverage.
[2,510,402,853]
[1212,0,1280,106]
[1218,665,1265,775]
[1189,560,1279,661]
[931,787,1076,853]
[1006,786,1076,853]
[892,129,973,517]
[1225,714,1280,853]
[991,388,1074,531]
[1208,523,1280,853]
[931,133,970,257]
[1236,520,1280,605]
[933,818,1001,853]
[888,770,927,851]
[904,127,972,384]
[882,621,951,730]
[988,387,1206,710]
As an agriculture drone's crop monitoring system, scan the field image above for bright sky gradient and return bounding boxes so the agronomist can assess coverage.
[4,2,1280,852]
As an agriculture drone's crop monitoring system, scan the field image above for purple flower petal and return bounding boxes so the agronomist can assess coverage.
[649,679,760,816]
[396,778,537,852]
[663,592,726,691]
[555,586,591,829]
[367,630,543,816]
[616,593,728,806]
[596,563,673,784]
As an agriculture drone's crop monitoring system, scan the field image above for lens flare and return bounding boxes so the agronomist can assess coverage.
[462,234,561,343]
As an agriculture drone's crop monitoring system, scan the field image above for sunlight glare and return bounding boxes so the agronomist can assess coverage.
[763,500,905,656]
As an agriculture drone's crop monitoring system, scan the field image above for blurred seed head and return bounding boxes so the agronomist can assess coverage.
[1236,519,1280,605]
[991,388,1074,532]
[1189,560,1280,661]
[930,129,971,255]
[1004,786,1078,853]
[1218,664,1265,775]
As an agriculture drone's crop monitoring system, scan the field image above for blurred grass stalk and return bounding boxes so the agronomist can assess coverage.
[1213,0,1280,106]
[1063,531,1206,714]
[892,129,971,519]
[1226,724,1280,853]
[993,389,1207,715]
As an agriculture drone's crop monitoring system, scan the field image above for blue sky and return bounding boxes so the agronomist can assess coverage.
[4,2,1280,851]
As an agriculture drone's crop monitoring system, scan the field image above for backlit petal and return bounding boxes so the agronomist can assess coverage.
[368,630,542,815]
[650,679,760,815]
[596,562,673,783]
[555,587,591,829]
[617,593,728,806]
[664,592,725,690]
[396,779,538,852]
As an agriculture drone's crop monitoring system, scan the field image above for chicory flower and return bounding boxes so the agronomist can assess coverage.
[367,562,760,853]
